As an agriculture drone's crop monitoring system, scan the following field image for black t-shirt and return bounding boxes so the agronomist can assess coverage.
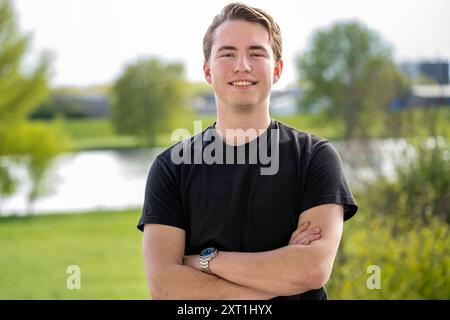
[137,119,358,300]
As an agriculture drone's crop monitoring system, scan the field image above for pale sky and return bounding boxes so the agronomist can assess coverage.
[13,0,450,89]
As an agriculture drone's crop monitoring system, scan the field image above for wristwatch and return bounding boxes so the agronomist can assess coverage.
[199,247,218,274]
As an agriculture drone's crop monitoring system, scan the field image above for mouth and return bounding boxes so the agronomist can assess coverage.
[228,80,257,88]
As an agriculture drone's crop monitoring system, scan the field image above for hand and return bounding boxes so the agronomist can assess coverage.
[288,221,321,245]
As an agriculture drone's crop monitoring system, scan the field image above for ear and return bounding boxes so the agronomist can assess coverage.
[273,59,283,84]
[203,60,212,84]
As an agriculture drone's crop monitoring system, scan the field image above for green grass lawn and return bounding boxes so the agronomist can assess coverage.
[63,118,142,150]
[62,115,218,151]
[0,209,149,299]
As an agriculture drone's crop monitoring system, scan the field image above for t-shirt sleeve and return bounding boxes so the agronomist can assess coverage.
[137,156,185,232]
[300,140,358,221]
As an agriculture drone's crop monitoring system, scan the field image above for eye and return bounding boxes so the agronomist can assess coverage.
[250,53,264,57]
[221,53,234,58]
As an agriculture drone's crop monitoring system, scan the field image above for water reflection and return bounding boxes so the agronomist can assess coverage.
[1,148,164,216]
[334,138,412,190]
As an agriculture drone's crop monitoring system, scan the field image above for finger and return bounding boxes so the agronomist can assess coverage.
[298,219,310,229]
[289,222,310,243]
[289,223,318,245]
[293,226,320,241]
[299,221,310,232]
[308,227,321,235]
[300,228,321,242]
[293,233,321,245]
[296,233,321,245]
[294,221,310,237]
[289,231,299,244]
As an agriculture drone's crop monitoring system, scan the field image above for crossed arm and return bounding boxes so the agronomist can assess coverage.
[142,203,344,299]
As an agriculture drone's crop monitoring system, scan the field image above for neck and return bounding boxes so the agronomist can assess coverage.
[215,100,271,131]
[214,100,271,145]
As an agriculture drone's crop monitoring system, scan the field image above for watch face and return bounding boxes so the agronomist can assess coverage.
[200,247,217,257]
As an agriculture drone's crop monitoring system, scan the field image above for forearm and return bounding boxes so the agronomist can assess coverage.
[208,245,326,296]
[215,204,340,296]
[149,263,277,300]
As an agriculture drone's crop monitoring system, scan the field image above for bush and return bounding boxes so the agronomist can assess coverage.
[327,137,450,299]
[327,213,449,299]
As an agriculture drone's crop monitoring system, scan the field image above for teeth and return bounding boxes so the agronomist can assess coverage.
[232,81,255,86]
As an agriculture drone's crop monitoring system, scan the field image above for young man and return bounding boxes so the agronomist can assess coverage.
[137,2,358,300]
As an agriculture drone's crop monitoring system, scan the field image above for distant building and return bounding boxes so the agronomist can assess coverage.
[410,84,450,106]
[76,93,110,117]
[270,87,302,115]
[191,86,302,115]
[52,93,110,118]
[399,61,449,85]
[389,84,450,110]
[191,94,216,114]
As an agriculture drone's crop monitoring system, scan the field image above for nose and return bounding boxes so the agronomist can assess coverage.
[233,56,252,73]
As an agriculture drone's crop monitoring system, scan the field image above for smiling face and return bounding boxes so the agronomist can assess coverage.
[203,20,283,111]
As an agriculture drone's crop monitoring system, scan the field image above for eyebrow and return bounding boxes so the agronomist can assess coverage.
[248,45,269,54]
[216,45,269,54]
[217,45,237,52]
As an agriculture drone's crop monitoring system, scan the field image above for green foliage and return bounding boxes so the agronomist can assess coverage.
[0,119,72,204]
[111,58,188,146]
[0,0,49,120]
[0,0,70,211]
[363,137,449,227]
[328,213,449,299]
[297,21,410,139]
[326,137,450,299]
[186,81,213,98]
[273,112,343,140]
[386,106,450,139]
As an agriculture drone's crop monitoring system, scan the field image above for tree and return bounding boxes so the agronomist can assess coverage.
[0,0,69,213]
[297,21,410,139]
[111,58,187,146]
